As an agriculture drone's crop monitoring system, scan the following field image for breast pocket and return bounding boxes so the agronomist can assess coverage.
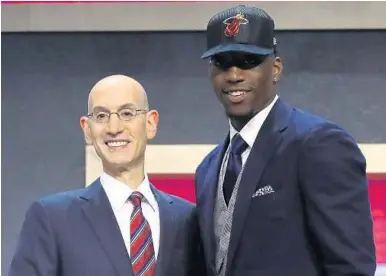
[250,189,287,220]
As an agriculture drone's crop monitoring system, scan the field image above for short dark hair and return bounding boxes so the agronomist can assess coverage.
[273,45,278,56]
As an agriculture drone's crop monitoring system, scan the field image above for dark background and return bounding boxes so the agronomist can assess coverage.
[2,30,386,274]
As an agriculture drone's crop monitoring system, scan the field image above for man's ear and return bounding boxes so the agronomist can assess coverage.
[80,116,93,145]
[146,110,159,140]
[273,57,283,82]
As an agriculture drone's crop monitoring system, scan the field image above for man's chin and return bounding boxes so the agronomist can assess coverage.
[102,159,133,171]
[226,108,254,120]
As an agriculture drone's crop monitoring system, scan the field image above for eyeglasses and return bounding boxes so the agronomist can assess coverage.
[87,108,148,124]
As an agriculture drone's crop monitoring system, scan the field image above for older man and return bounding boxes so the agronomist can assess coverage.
[10,75,205,276]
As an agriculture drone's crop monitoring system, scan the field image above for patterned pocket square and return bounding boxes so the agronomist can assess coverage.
[252,185,275,198]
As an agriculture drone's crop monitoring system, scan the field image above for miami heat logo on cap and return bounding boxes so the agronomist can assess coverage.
[223,13,249,37]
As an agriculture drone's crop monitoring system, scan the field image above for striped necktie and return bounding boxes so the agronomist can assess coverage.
[129,191,156,276]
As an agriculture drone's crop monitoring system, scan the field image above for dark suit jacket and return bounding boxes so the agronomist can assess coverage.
[195,99,376,276]
[9,179,205,276]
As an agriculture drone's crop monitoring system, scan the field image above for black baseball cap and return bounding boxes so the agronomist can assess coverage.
[201,5,276,59]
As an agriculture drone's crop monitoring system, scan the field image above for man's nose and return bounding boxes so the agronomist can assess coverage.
[106,113,124,135]
[225,66,245,83]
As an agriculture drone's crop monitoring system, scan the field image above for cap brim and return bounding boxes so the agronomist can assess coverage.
[201,43,273,59]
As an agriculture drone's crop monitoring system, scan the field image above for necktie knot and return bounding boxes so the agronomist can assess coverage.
[230,133,248,155]
[129,191,144,207]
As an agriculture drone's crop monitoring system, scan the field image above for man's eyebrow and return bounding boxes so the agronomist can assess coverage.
[91,103,137,113]
[90,106,109,113]
[118,103,137,110]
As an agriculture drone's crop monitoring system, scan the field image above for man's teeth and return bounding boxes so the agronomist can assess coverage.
[229,91,246,96]
[107,141,128,147]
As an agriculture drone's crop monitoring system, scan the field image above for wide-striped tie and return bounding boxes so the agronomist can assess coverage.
[129,191,156,276]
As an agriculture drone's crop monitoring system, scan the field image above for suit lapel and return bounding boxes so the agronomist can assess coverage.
[226,99,292,272]
[201,138,229,275]
[81,179,133,276]
[150,185,176,276]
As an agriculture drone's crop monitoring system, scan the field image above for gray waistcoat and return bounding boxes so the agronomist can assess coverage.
[213,146,246,275]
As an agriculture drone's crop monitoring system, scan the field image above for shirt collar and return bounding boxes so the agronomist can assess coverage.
[100,172,158,212]
[229,95,278,147]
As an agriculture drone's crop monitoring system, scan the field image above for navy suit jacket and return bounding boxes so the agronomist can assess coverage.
[195,99,376,276]
[9,179,205,276]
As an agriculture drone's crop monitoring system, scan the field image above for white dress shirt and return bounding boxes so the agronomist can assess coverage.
[228,95,279,166]
[100,172,160,259]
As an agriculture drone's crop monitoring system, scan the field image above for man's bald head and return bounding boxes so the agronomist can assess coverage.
[88,74,149,113]
[80,74,159,181]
